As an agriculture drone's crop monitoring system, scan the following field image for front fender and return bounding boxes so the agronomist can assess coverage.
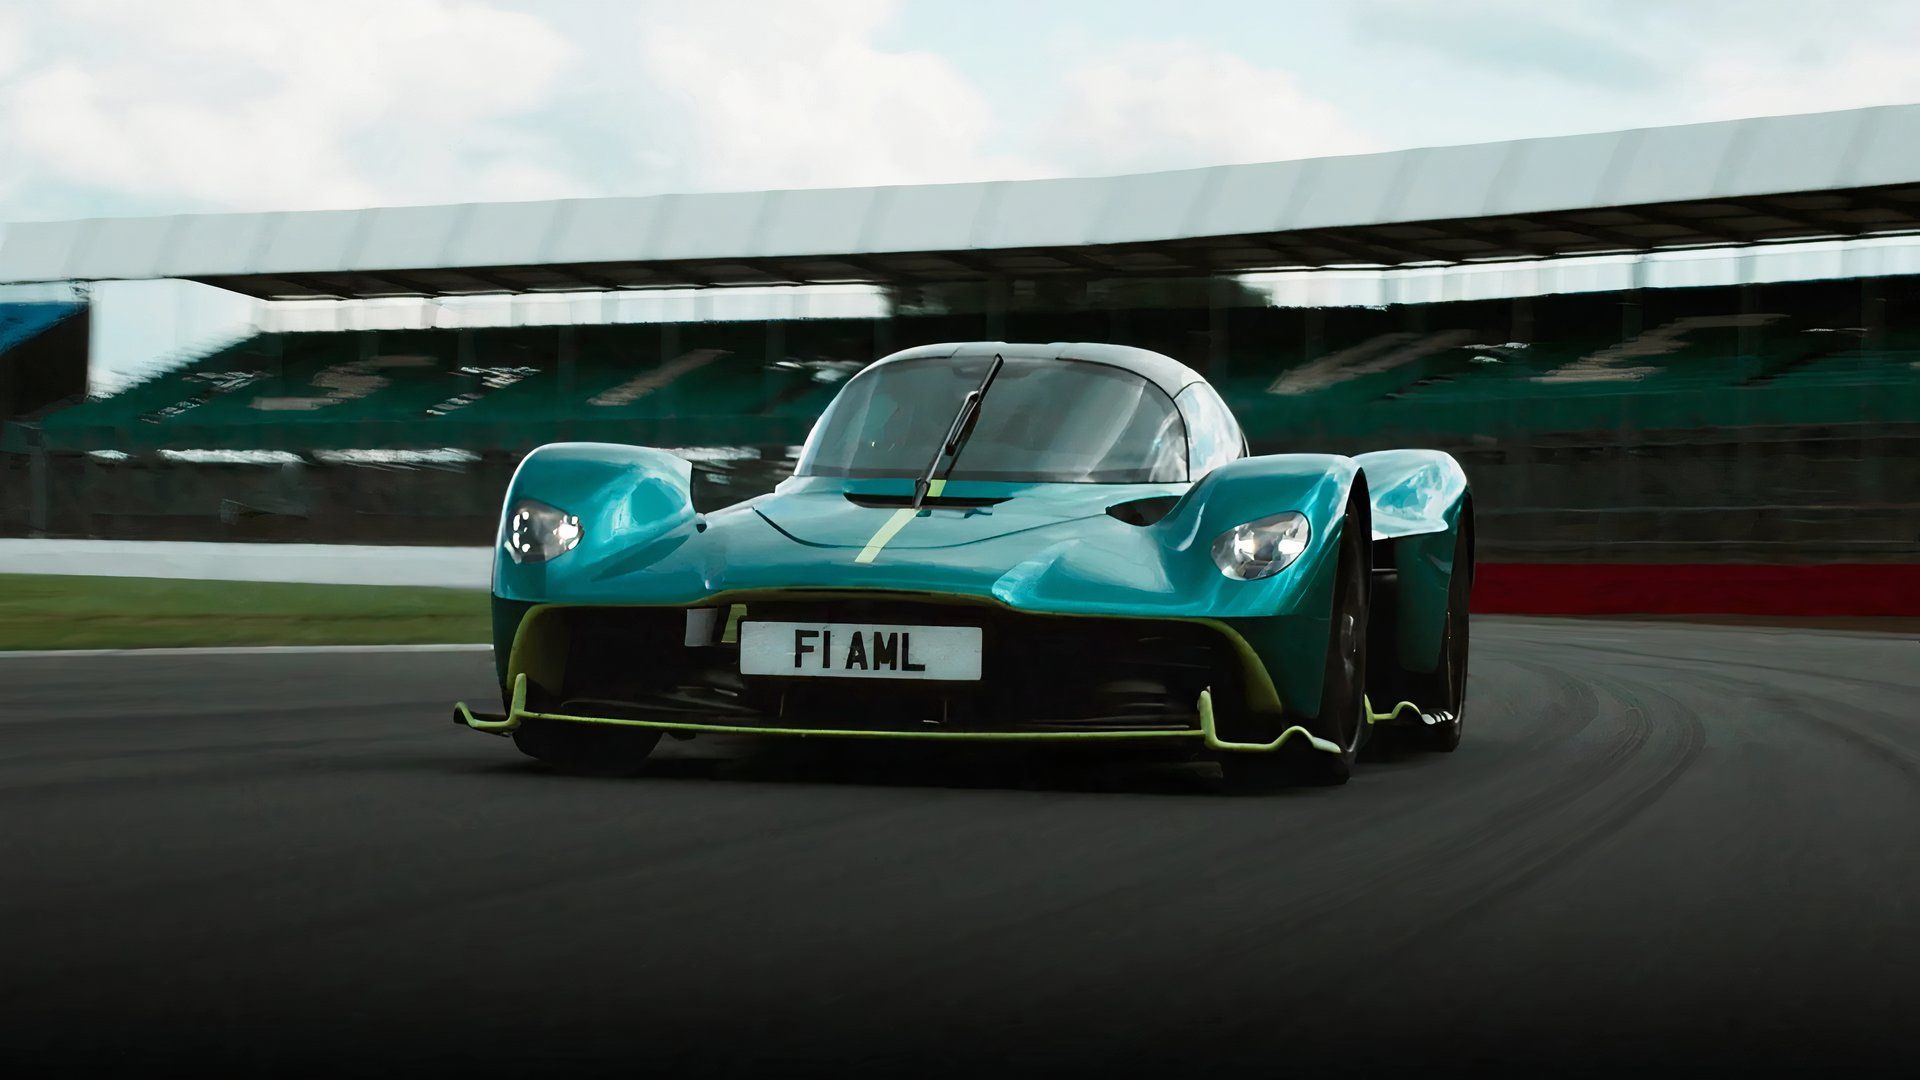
[1354,449,1471,674]
[1154,453,1358,609]
[490,442,699,675]
[1354,449,1467,540]
[1155,454,1361,718]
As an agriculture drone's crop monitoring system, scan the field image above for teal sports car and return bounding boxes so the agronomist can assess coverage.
[454,342,1472,789]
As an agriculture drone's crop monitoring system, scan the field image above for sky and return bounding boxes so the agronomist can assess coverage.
[5,0,1920,223]
[8,0,1920,389]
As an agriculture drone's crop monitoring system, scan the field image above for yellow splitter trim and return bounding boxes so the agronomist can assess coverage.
[854,479,944,564]
[453,675,1417,755]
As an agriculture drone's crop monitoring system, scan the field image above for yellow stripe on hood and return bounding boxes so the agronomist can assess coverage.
[854,479,944,564]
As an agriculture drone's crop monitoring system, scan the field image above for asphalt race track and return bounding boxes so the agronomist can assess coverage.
[4,618,1917,1075]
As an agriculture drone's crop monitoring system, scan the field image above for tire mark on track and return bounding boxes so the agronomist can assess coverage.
[1395,663,1707,923]
[1525,638,1920,696]
[827,649,1682,1019]
[1564,646,1920,785]
[1667,664,1920,787]
[1196,654,1710,1047]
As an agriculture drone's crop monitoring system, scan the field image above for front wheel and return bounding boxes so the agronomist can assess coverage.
[1410,526,1471,753]
[513,719,661,777]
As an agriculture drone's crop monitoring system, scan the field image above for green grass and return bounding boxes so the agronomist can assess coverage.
[0,574,490,650]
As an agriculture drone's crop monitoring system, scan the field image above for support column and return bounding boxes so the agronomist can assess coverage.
[1858,277,1887,510]
[765,318,784,367]
[557,323,577,408]
[1208,276,1229,379]
[1738,283,1759,361]
[28,435,49,537]
[985,277,1009,340]
[1729,280,1760,521]
[1863,276,1886,350]
[765,316,785,416]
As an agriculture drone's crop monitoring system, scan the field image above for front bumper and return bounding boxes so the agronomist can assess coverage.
[454,675,1345,754]
[456,592,1355,755]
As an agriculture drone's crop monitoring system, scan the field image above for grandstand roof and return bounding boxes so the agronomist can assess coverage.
[7,105,1920,300]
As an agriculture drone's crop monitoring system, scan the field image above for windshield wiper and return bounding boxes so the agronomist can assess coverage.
[913,352,1004,510]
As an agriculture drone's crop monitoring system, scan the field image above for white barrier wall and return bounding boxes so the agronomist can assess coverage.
[0,540,491,590]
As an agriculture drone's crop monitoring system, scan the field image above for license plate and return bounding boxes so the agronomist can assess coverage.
[738,621,982,681]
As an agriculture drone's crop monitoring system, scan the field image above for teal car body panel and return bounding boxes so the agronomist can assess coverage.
[487,343,1471,728]
[1354,449,1473,674]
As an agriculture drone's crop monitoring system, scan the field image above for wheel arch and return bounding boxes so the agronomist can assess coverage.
[1353,450,1471,681]
[1214,465,1371,721]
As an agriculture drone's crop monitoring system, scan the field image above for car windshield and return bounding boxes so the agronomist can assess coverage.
[797,355,1187,483]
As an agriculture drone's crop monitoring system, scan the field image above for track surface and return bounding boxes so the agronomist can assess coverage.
[3,618,1917,1074]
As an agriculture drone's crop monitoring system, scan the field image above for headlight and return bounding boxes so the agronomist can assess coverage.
[502,498,583,564]
[1211,511,1310,580]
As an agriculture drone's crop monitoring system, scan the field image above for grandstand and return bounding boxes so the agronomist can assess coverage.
[15,278,1919,449]
[1,106,1916,561]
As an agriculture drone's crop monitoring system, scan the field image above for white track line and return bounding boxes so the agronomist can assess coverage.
[0,539,491,590]
[0,643,492,660]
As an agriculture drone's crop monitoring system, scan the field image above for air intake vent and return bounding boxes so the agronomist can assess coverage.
[844,493,1010,510]
[1106,495,1180,526]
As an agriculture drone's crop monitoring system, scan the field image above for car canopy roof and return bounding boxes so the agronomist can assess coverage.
[869,342,1206,399]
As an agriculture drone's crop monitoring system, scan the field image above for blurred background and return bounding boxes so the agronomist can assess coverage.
[3,251,1917,566]
[1,0,1916,620]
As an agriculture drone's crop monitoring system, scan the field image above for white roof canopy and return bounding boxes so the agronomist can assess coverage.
[7,105,1920,300]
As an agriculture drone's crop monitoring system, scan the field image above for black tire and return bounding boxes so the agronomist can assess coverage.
[513,719,661,777]
[1410,524,1471,753]
[1220,498,1369,792]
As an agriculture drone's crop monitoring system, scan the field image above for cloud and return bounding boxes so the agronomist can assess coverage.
[0,0,1053,215]
[12,0,1910,230]
[1355,0,1666,90]
[1030,40,1375,174]
[0,9,20,79]
[0,0,578,215]
[1352,0,1920,128]
[0,10,22,209]
[621,0,1040,191]
[1679,6,1920,120]
[612,9,1375,192]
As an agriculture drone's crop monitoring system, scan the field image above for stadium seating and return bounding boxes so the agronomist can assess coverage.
[1206,286,1918,444]
[29,320,876,450]
[17,279,1920,453]
[8,280,1912,559]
